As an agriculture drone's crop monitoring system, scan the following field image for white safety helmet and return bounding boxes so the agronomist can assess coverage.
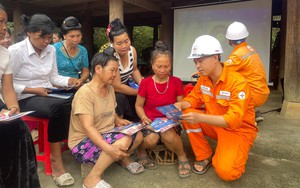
[187,35,223,59]
[226,21,249,40]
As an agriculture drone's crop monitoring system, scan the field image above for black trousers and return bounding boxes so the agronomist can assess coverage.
[18,95,73,142]
[115,92,139,122]
[0,101,40,188]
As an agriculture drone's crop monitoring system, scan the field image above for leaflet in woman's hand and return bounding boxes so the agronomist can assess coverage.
[148,117,180,133]
[0,111,35,123]
[156,104,182,121]
[102,122,148,136]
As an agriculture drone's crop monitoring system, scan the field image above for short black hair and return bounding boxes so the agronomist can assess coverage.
[21,14,56,37]
[90,46,118,75]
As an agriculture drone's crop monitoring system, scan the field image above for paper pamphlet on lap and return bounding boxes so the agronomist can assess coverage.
[47,93,73,99]
[46,86,74,93]
[147,104,182,133]
[0,111,35,123]
[102,122,148,136]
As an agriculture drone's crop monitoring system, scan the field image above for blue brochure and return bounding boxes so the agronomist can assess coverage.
[149,117,180,133]
[156,104,182,121]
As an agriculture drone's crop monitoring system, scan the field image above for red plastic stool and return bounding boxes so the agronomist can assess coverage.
[22,116,68,176]
[184,83,195,97]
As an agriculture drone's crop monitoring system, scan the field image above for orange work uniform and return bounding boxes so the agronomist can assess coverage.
[182,66,258,181]
[224,42,270,107]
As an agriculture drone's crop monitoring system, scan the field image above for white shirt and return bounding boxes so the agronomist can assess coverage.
[8,37,70,100]
[0,45,13,101]
[0,45,12,78]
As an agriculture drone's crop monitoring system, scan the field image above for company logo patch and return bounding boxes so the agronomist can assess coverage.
[193,46,198,53]
[247,45,253,51]
[226,59,232,64]
[238,91,246,99]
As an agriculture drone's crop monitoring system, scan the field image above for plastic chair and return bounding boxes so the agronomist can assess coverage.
[22,116,68,175]
[184,83,194,97]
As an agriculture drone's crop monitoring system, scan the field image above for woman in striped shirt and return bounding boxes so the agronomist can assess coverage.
[107,18,143,121]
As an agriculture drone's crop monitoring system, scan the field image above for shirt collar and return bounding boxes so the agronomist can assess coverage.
[233,41,248,51]
[218,63,227,83]
[202,63,227,87]
[25,37,51,58]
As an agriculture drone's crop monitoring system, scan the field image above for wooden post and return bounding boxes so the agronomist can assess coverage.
[109,0,123,23]
[161,10,173,51]
[12,3,23,43]
[82,11,94,59]
[153,25,158,45]
[280,0,300,119]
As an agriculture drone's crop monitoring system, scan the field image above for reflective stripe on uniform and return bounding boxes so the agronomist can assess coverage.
[186,128,202,134]
[201,90,213,96]
[216,95,230,100]
[241,51,256,60]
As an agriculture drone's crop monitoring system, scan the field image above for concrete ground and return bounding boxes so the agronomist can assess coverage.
[38,90,300,188]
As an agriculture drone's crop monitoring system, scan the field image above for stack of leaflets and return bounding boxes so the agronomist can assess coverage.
[148,104,182,133]
[0,111,35,123]
[102,122,148,136]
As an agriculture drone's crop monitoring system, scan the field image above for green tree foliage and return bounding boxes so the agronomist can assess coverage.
[132,26,153,58]
[93,26,154,58]
[93,27,108,52]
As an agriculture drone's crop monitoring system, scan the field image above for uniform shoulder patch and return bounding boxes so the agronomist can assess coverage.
[238,91,246,99]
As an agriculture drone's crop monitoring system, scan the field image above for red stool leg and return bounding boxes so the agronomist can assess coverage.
[23,116,52,175]
[42,119,52,175]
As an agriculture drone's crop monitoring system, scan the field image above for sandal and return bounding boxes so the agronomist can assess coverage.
[192,156,212,175]
[122,162,144,175]
[177,160,191,178]
[52,172,75,186]
[82,180,112,188]
[137,156,158,170]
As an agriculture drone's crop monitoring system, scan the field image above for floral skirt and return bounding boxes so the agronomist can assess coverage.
[71,132,136,164]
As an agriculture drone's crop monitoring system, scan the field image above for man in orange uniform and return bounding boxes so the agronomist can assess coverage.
[175,35,258,181]
[225,21,270,123]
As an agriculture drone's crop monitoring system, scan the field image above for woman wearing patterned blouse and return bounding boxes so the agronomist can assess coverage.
[54,16,90,89]
[107,18,143,121]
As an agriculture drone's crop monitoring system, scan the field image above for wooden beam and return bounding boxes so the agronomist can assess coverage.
[124,0,164,13]
[109,0,123,22]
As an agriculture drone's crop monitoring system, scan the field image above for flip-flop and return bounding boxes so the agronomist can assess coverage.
[122,162,144,175]
[52,172,75,186]
[82,179,112,188]
[192,156,212,175]
[137,156,159,170]
[177,160,191,178]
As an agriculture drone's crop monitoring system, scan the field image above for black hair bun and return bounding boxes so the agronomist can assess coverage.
[110,18,125,31]
[155,41,168,51]
[20,15,30,26]
[63,16,81,27]
[103,46,116,57]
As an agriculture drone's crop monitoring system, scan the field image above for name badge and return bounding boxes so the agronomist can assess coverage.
[201,85,210,91]
[220,90,231,97]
